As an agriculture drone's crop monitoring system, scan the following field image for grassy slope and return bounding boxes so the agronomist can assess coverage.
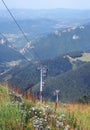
[0,85,90,130]
[0,85,22,129]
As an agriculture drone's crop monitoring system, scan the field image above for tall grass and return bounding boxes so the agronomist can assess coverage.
[0,85,23,130]
[68,104,90,130]
[56,103,90,130]
[0,85,90,130]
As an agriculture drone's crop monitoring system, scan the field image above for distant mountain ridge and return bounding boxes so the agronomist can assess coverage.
[1,8,90,20]
[0,8,90,54]
[23,23,90,60]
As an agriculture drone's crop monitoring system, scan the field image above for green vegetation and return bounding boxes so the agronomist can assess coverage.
[0,85,90,130]
[0,85,22,129]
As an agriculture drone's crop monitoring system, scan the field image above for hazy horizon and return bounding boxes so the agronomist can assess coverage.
[0,0,90,10]
[1,8,90,11]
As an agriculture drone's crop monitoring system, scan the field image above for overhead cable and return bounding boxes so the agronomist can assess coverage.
[1,0,30,43]
[1,0,41,60]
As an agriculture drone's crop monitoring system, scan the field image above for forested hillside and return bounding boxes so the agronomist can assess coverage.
[35,62,90,102]
[3,54,72,89]
[1,51,90,102]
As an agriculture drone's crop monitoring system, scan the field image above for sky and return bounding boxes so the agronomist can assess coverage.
[0,0,90,10]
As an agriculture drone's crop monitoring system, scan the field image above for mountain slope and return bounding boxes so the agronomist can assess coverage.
[0,44,24,62]
[0,39,26,75]
[1,51,89,89]
[36,62,90,102]
[1,50,90,102]
[23,24,90,60]
[1,54,73,89]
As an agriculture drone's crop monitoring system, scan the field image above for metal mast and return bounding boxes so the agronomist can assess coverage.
[40,67,43,102]
[55,90,60,102]
[38,65,47,102]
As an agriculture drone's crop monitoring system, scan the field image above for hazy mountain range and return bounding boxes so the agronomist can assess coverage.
[0,9,90,102]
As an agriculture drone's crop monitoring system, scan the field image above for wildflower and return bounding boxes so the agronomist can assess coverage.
[60,114,66,120]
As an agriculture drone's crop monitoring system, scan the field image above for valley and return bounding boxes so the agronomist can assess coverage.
[0,5,90,130]
[0,9,90,102]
